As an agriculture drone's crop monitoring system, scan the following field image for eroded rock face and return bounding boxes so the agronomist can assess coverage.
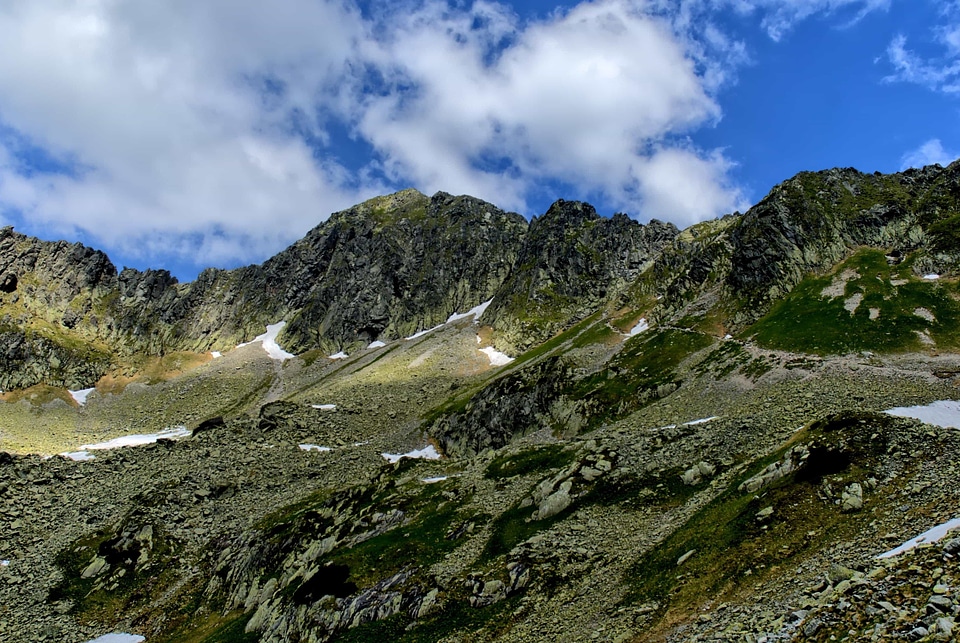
[484,200,679,353]
[653,164,960,329]
[0,191,529,386]
[430,356,574,457]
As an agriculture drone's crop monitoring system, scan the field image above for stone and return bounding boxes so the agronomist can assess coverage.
[80,556,109,579]
[535,481,572,520]
[840,483,863,512]
[935,616,954,637]
[928,595,953,613]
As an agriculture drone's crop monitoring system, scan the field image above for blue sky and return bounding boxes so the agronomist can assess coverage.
[0,0,958,281]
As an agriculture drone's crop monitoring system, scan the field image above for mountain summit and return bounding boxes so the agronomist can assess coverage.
[1,161,960,643]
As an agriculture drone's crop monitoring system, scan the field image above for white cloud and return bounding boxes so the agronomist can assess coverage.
[750,0,889,41]
[0,0,377,267]
[662,0,889,42]
[900,139,959,170]
[0,0,904,272]
[884,1,960,94]
[354,0,741,223]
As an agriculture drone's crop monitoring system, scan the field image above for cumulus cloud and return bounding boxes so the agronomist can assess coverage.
[0,0,376,266]
[0,0,895,273]
[900,139,959,170]
[353,0,744,223]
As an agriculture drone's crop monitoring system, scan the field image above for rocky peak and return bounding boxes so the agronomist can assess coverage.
[484,202,679,353]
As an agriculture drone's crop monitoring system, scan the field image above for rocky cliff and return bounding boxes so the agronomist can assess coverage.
[483,200,678,353]
[3,161,960,391]
[0,189,528,388]
[649,163,960,330]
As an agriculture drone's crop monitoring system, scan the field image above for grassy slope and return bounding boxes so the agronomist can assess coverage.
[747,249,960,355]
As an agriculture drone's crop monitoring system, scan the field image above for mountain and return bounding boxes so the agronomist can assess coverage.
[1,161,960,643]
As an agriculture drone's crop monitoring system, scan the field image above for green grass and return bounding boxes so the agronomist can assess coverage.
[928,213,960,254]
[421,313,603,427]
[485,444,576,480]
[49,517,182,626]
[747,248,960,355]
[693,341,752,378]
[334,595,521,643]
[573,328,715,428]
[582,467,705,510]
[325,486,467,588]
[621,411,897,627]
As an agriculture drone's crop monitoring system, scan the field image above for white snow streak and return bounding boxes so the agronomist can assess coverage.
[381,445,441,463]
[69,388,96,405]
[684,416,719,426]
[61,451,97,462]
[237,322,295,361]
[422,476,448,483]
[479,346,514,366]
[84,634,146,643]
[406,299,495,340]
[311,404,337,410]
[299,444,332,452]
[211,351,222,358]
[405,324,444,340]
[885,400,960,429]
[368,341,387,349]
[80,426,191,450]
[877,517,960,559]
[328,351,348,360]
[447,299,493,324]
[923,274,940,280]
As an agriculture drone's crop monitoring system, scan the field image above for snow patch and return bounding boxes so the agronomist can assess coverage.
[368,341,387,349]
[69,388,96,406]
[628,318,649,335]
[447,299,493,324]
[684,416,719,426]
[61,451,97,462]
[328,351,348,360]
[407,299,496,340]
[311,404,336,410]
[885,400,960,429]
[405,324,443,340]
[0,560,9,566]
[80,426,192,451]
[381,445,441,464]
[877,517,960,559]
[299,444,332,452]
[480,346,514,366]
[237,322,295,361]
[210,351,222,359]
[84,635,146,643]
[923,274,940,280]
[422,476,448,483]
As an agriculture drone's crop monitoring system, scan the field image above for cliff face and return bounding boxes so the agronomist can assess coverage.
[484,199,679,353]
[2,161,960,390]
[650,163,960,329]
[0,189,528,388]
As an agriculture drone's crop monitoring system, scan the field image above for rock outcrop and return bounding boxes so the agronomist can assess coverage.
[484,200,678,353]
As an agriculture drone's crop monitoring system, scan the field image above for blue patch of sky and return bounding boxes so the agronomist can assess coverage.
[0,122,85,179]
[691,2,959,206]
